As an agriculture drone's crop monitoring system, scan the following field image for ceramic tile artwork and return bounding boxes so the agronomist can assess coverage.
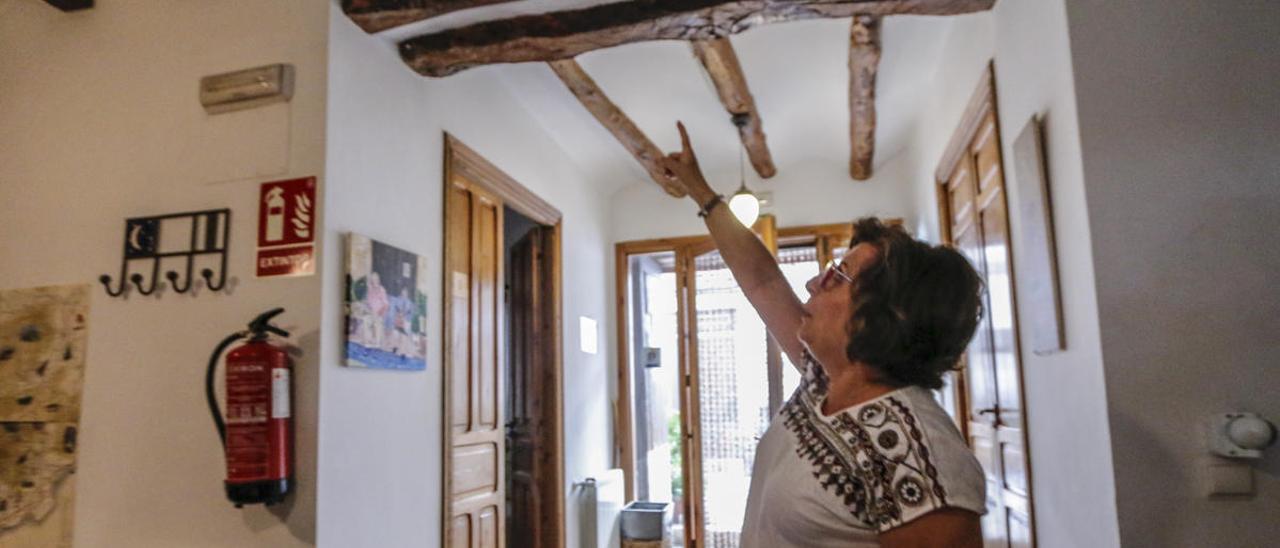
[0,284,88,546]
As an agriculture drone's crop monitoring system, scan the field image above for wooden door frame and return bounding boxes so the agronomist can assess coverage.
[444,134,565,548]
[934,62,1037,545]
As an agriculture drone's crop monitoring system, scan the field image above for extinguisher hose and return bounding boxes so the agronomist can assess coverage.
[206,331,246,449]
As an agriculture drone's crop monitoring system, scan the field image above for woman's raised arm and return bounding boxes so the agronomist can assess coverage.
[662,122,808,369]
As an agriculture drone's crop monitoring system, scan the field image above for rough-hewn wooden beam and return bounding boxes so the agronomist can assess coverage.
[547,59,686,197]
[400,0,995,77]
[849,15,880,181]
[342,0,517,33]
[691,38,777,179]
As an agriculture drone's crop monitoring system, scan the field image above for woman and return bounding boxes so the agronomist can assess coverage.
[662,122,987,547]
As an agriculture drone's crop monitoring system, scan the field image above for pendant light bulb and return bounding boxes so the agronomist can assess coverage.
[729,185,760,227]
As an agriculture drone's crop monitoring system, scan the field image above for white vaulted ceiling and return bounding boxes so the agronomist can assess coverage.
[372,2,961,194]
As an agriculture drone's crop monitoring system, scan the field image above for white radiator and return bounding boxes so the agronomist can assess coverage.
[577,468,625,548]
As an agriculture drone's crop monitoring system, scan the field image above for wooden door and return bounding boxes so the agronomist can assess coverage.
[507,231,538,547]
[681,218,778,548]
[937,67,1035,548]
[506,226,560,548]
[445,175,505,548]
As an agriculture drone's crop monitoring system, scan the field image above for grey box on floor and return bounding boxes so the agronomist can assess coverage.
[621,501,672,546]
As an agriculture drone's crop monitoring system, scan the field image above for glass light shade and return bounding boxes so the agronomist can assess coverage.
[729,189,761,226]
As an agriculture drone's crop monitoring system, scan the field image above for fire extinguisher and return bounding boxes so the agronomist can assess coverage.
[206,308,293,507]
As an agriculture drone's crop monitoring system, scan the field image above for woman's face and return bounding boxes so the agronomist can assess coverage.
[798,243,878,363]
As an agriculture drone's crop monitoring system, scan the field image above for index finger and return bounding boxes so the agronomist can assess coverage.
[676,121,694,156]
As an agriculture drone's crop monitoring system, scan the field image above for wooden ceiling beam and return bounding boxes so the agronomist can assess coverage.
[341,0,518,33]
[848,15,880,181]
[547,59,686,197]
[400,0,995,77]
[692,38,777,179]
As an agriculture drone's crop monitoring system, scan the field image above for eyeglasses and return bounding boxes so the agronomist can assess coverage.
[818,258,856,290]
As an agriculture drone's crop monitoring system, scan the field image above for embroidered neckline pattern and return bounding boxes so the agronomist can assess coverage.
[781,359,948,531]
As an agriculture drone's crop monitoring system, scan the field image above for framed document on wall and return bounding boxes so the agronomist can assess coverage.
[1012,116,1066,355]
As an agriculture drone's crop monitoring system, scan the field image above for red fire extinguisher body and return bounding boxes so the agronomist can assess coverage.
[223,338,292,506]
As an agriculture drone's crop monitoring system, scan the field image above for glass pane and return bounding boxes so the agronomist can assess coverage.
[777,246,820,397]
[627,251,686,546]
[692,250,769,548]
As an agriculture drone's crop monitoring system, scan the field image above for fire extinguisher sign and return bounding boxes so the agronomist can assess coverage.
[256,177,316,278]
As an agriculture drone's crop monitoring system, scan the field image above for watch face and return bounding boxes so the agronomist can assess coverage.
[124,218,159,258]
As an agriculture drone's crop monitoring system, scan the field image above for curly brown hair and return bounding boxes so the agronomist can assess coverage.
[843,218,984,389]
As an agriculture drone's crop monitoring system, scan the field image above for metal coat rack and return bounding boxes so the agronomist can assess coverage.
[99,209,231,297]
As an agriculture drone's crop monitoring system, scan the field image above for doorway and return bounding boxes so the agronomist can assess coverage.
[615,222,861,548]
[504,207,559,548]
[443,135,564,548]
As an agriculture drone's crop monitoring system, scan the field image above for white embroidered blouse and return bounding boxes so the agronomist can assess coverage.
[740,357,986,547]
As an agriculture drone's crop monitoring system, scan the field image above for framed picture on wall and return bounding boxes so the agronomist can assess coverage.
[344,233,428,370]
[1011,116,1066,355]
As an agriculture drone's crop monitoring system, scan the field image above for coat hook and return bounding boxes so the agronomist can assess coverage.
[130,270,158,296]
[166,249,197,294]
[130,255,161,296]
[166,270,192,293]
[202,266,227,292]
[99,274,127,297]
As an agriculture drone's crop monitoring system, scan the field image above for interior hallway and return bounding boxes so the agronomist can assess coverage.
[0,0,1276,547]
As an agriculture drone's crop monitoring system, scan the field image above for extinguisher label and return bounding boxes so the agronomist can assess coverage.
[226,360,272,480]
[272,368,291,419]
[226,362,269,425]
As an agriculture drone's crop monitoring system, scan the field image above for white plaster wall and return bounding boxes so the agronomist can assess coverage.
[909,3,1121,546]
[0,1,329,546]
[1064,2,1280,546]
[320,6,617,546]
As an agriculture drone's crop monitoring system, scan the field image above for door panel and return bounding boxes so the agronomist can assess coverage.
[1001,441,1027,496]
[450,185,474,436]
[968,423,1004,548]
[446,175,506,548]
[477,201,500,432]
[452,443,498,497]
[939,77,1035,547]
[1008,513,1033,548]
[973,128,1032,542]
[690,249,769,548]
[684,220,779,548]
[975,143,1023,427]
[949,168,976,232]
[624,250,691,546]
[452,515,471,548]
[480,507,499,547]
[508,234,536,546]
[531,226,562,548]
[508,229,554,547]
